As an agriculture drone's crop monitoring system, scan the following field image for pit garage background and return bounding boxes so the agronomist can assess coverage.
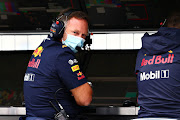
[0,0,179,119]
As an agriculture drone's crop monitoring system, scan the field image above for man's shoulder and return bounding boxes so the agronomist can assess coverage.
[57,43,74,55]
[42,40,71,52]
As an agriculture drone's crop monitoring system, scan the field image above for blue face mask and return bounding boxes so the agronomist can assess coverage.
[62,34,85,53]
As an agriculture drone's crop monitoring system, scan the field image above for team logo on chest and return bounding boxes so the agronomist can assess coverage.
[140,70,169,81]
[141,54,174,67]
[33,46,44,57]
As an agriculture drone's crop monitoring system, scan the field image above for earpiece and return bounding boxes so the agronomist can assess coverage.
[50,20,65,39]
[49,9,77,40]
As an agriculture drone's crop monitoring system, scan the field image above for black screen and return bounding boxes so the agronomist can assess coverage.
[0,0,73,31]
[84,0,179,30]
[0,0,179,31]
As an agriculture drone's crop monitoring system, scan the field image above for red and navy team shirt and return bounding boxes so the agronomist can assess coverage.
[24,36,88,119]
[135,27,180,118]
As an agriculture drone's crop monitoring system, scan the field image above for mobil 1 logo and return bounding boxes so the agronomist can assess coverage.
[140,69,169,81]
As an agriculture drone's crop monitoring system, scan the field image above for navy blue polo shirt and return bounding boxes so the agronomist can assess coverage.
[24,36,88,119]
[135,27,180,118]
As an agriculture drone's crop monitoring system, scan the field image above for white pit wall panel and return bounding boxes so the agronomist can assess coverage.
[27,35,42,50]
[107,34,120,50]
[15,35,28,50]
[2,35,15,51]
[120,33,134,49]
[40,35,48,41]
[0,31,157,51]
[133,33,144,49]
[92,34,107,50]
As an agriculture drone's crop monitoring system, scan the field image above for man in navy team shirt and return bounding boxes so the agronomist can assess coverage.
[135,8,180,119]
[23,8,93,120]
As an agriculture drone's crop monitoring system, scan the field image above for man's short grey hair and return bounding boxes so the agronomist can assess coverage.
[57,8,89,27]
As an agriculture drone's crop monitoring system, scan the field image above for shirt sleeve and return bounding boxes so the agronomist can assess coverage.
[55,50,88,90]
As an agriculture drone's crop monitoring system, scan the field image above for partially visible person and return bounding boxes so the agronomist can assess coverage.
[135,8,180,119]
[23,8,92,120]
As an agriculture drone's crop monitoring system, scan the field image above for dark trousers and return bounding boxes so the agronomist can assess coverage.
[26,117,46,120]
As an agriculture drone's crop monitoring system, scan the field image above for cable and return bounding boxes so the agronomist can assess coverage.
[54,88,64,110]
[49,101,60,113]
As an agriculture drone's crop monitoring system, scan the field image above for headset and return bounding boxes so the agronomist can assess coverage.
[49,9,77,40]
[160,18,167,27]
[49,9,92,74]
[49,8,92,48]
